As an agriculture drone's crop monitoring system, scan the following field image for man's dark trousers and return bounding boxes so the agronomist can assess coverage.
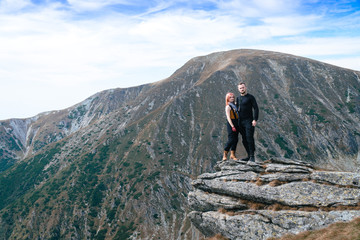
[239,118,255,157]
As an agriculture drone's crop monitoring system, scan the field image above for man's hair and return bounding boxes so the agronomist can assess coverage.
[238,82,246,86]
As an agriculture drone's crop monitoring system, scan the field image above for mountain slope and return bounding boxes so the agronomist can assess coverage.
[0,49,360,239]
[0,85,147,172]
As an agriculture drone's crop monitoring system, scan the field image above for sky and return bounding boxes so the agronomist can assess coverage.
[1,0,360,120]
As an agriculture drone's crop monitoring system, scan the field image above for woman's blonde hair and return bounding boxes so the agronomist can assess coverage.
[225,92,235,106]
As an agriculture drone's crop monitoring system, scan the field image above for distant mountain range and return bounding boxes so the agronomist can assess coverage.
[0,49,359,239]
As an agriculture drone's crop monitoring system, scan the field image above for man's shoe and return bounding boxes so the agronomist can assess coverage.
[248,156,255,162]
[240,157,250,161]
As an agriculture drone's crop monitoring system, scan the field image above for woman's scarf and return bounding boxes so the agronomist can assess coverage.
[228,102,239,118]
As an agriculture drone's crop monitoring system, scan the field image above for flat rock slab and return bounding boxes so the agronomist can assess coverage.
[193,179,360,207]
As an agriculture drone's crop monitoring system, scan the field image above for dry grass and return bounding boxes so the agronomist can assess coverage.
[312,166,331,171]
[256,178,265,186]
[266,203,292,211]
[248,201,267,210]
[239,199,296,211]
[308,179,358,189]
[206,233,230,240]
[218,208,226,214]
[300,206,318,212]
[269,179,284,187]
[217,208,237,216]
[318,202,360,211]
[267,217,360,240]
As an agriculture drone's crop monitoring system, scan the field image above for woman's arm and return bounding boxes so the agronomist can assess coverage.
[225,106,233,127]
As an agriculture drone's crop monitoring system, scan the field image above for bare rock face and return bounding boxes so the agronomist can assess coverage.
[188,158,360,240]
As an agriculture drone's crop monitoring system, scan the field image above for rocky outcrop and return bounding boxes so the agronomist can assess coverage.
[188,158,360,240]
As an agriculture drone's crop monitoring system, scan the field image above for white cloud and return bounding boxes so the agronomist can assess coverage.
[216,0,301,17]
[0,0,33,13]
[251,36,360,72]
[0,0,359,120]
[322,57,360,71]
[262,15,322,36]
[65,0,135,11]
[130,12,239,46]
[257,37,360,56]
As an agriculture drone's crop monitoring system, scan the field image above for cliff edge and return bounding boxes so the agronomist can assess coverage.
[188,158,360,240]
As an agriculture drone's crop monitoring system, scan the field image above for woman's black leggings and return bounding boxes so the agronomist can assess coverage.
[224,120,239,151]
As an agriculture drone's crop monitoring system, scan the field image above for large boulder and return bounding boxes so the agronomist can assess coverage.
[188,158,360,240]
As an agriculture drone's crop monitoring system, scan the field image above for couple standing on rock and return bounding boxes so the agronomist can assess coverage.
[223,82,260,163]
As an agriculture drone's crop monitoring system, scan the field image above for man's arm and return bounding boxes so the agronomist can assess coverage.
[252,96,259,126]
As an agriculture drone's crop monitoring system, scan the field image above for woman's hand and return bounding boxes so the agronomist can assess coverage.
[232,126,237,132]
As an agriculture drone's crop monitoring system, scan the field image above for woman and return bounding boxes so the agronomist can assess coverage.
[223,92,239,161]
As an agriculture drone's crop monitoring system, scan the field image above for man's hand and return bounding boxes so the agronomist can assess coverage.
[252,120,257,127]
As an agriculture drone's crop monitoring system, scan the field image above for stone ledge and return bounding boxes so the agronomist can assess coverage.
[188,158,360,239]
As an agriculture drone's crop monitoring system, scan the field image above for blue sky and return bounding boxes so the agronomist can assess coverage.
[0,0,360,120]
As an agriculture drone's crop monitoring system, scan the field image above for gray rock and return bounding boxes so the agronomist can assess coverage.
[259,172,310,182]
[215,160,263,172]
[197,170,257,180]
[188,158,360,239]
[189,210,360,240]
[268,157,314,167]
[188,190,247,211]
[265,163,313,173]
[194,179,360,207]
[311,171,360,187]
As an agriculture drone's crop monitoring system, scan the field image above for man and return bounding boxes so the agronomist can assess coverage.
[236,82,259,163]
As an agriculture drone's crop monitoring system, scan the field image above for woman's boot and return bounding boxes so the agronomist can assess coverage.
[230,150,238,160]
[222,151,229,161]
